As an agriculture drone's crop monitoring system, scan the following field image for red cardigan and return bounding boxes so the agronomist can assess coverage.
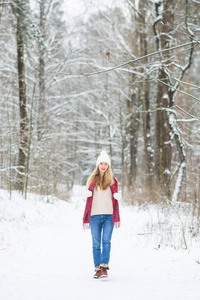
[83,177,120,229]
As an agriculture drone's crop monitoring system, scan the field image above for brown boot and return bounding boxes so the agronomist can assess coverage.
[93,267,102,279]
[100,267,108,278]
[100,264,109,278]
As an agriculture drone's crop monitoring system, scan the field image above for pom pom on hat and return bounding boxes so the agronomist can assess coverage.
[96,151,111,167]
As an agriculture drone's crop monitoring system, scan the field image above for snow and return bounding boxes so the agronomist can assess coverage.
[172,161,186,203]
[0,187,200,300]
[162,93,169,100]
[163,168,171,175]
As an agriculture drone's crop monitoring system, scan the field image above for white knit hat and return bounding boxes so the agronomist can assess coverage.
[96,151,111,167]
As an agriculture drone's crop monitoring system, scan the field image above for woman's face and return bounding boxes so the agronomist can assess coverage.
[98,162,109,174]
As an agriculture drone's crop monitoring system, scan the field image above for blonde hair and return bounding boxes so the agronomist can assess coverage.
[87,166,114,190]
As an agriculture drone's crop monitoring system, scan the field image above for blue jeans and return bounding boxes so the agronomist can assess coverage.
[90,214,113,267]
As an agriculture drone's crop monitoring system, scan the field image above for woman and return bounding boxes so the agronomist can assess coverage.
[83,151,120,279]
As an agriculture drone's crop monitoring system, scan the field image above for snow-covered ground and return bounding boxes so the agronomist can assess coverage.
[0,187,200,300]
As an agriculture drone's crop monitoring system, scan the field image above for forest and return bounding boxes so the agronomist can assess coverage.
[0,0,200,209]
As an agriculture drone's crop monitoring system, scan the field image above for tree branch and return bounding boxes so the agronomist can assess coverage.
[56,40,199,77]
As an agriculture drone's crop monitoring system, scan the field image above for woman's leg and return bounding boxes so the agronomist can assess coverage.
[101,214,113,266]
[90,215,102,268]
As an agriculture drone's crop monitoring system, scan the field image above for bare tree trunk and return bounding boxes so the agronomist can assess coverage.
[139,0,154,192]
[153,0,195,200]
[0,0,2,22]
[14,1,28,192]
[155,69,172,198]
[154,0,174,198]
[38,0,45,140]
[25,83,36,199]
[142,76,153,191]
[127,87,139,188]
[119,88,125,194]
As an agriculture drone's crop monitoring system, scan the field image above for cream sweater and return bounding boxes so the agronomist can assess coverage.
[91,187,113,216]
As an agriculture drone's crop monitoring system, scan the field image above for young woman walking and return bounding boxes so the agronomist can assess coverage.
[83,151,120,279]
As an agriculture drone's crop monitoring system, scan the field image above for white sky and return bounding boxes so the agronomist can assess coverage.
[62,0,86,17]
[29,0,127,22]
[62,0,122,18]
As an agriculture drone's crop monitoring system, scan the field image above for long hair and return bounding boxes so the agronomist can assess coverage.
[87,165,114,190]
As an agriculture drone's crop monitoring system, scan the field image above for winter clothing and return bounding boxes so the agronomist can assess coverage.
[83,177,120,229]
[90,214,113,268]
[96,151,111,167]
[100,263,109,270]
[83,172,120,277]
[93,265,109,279]
[93,269,102,279]
[100,266,108,278]
[91,187,113,216]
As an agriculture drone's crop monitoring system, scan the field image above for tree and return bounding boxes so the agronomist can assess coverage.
[38,0,45,141]
[153,0,196,199]
[0,0,200,205]
[138,0,154,192]
[11,0,29,192]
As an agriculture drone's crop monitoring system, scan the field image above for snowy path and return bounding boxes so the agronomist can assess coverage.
[0,189,200,300]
